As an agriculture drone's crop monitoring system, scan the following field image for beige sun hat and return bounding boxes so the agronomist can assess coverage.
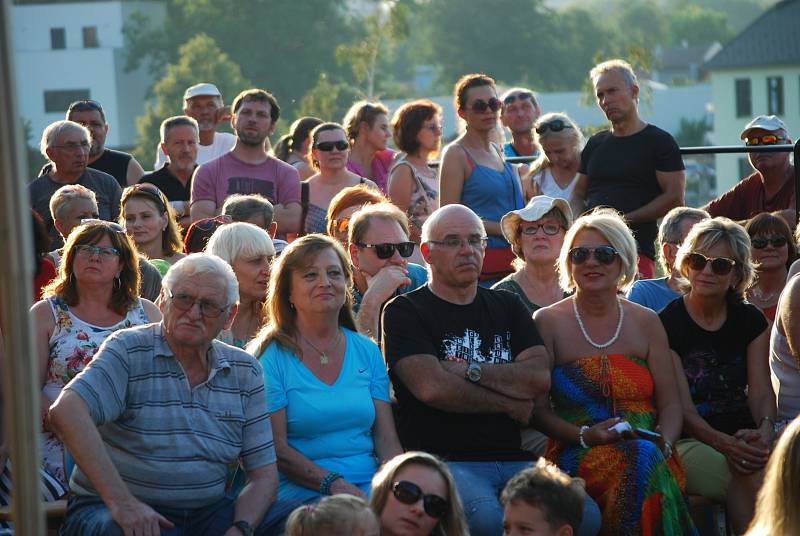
[500,195,573,244]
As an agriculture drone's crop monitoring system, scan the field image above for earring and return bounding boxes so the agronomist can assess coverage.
[113,276,121,290]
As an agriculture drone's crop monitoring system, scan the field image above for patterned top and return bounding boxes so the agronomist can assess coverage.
[389,158,438,234]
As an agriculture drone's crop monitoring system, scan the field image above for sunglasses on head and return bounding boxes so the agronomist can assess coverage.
[469,98,502,113]
[751,235,788,249]
[193,214,233,232]
[392,481,448,519]
[503,91,534,106]
[686,252,736,275]
[535,119,573,135]
[315,140,349,152]
[745,134,785,146]
[80,219,125,233]
[356,241,415,259]
[126,183,167,211]
[67,99,103,114]
[569,246,618,265]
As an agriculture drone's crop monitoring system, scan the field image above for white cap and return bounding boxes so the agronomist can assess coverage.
[500,195,573,243]
[183,83,222,100]
[740,115,788,139]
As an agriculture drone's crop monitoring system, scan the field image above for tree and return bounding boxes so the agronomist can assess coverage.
[668,6,732,46]
[296,73,360,124]
[131,34,251,166]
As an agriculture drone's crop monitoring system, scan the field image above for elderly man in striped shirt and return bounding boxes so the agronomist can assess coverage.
[50,254,277,536]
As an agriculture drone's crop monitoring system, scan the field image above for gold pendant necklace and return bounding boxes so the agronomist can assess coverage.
[300,330,341,365]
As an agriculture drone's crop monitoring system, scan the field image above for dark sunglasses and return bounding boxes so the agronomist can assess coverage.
[392,481,448,519]
[80,219,125,233]
[745,134,785,146]
[470,98,502,113]
[751,235,788,249]
[315,140,349,152]
[535,119,573,135]
[125,183,167,212]
[356,241,415,259]
[503,91,534,106]
[569,246,618,265]
[686,252,736,275]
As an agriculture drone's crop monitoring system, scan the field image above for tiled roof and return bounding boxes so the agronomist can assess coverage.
[705,0,800,70]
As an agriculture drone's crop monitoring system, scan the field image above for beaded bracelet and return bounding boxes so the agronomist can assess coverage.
[319,471,343,495]
[579,425,590,448]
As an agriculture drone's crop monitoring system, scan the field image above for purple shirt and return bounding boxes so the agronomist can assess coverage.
[346,149,395,193]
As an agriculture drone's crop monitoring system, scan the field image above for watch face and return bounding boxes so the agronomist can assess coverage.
[467,364,481,382]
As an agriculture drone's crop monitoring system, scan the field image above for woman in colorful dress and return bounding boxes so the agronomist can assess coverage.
[32,220,160,483]
[532,208,696,536]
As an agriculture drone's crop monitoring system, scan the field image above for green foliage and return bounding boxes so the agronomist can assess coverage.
[668,5,732,46]
[296,73,360,124]
[22,118,46,181]
[675,116,711,146]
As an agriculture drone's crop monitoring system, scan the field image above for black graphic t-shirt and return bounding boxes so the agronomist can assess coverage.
[382,285,543,461]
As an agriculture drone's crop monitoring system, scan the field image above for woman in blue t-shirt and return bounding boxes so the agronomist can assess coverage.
[249,234,402,529]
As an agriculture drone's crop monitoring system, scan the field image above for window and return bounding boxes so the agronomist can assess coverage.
[50,27,65,50]
[734,79,751,118]
[767,76,784,115]
[82,26,98,48]
[44,89,90,113]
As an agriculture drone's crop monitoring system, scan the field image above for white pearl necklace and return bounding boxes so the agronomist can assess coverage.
[572,297,624,349]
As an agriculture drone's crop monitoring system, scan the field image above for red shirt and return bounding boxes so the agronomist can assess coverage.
[706,167,795,221]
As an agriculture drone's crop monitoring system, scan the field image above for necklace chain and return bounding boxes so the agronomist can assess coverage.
[300,330,341,366]
[572,297,624,349]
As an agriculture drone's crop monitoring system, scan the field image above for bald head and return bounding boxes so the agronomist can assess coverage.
[422,204,485,243]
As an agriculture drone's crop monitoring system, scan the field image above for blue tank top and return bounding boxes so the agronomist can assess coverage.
[459,146,524,249]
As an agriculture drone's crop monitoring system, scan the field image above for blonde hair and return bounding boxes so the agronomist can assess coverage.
[348,202,409,246]
[343,101,389,142]
[49,183,97,222]
[286,495,378,536]
[558,207,638,293]
[206,222,275,264]
[525,112,584,181]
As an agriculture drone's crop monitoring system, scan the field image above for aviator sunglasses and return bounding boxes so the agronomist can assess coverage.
[356,241,415,259]
[686,252,736,275]
[503,91,534,106]
[392,481,448,518]
[751,235,788,249]
[568,246,618,265]
[469,98,502,113]
[315,140,350,152]
[535,119,573,135]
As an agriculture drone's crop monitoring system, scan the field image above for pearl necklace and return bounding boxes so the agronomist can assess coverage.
[572,297,624,349]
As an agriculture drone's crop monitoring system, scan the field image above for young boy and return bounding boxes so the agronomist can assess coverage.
[501,458,586,536]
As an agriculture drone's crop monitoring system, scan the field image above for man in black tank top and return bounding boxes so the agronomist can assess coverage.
[67,100,145,188]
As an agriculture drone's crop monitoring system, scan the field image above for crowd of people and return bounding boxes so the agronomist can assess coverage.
[0,55,798,536]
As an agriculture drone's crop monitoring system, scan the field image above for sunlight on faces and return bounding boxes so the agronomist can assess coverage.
[289,247,347,316]
[72,234,121,285]
[49,128,90,174]
[352,217,410,277]
[594,70,637,123]
[161,272,234,347]
[364,113,391,151]
[417,115,443,153]
[747,128,792,174]
[233,100,273,146]
[313,128,350,171]
[68,109,107,156]
[57,197,99,238]
[381,464,448,536]
[423,207,485,288]
[231,252,273,302]
[331,205,362,246]
[751,232,789,271]
[540,137,578,172]
[123,197,167,249]
[684,241,738,298]
[460,84,500,131]
[520,217,565,266]
[502,92,538,134]
[569,228,622,292]
[185,95,221,131]
[163,124,199,172]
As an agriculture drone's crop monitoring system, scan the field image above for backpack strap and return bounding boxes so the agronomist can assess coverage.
[300,181,310,236]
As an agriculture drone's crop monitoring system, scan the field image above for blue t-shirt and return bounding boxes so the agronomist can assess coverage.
[627,277,679,313]
[259,328,390,502]
[502,142,540,160]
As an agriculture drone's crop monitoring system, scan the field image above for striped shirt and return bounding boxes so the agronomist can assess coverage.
[65,322,275,509]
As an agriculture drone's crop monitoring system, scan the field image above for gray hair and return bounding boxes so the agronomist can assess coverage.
[40,120,90,159]
[49,183,98,222]
[222,194,274,228]
[162,253,239,306]
[590,59,638,89]
[657,206,710,272]
[206,222,275,265]
[160,115,199,144]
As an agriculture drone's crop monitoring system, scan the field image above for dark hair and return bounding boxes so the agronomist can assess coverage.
[326,185,389,238]
[308,122,348,171]
[222,194,274,229]
[120,184,184,256]
[453,73,496,111]
[184,215,232,254]
[66,99,106,123]
[343,101,389,142]
[31,209,51,277]
[232,88,280,122]
[745,212,797,271]
[274,116,324,162]
[391,99,442,155]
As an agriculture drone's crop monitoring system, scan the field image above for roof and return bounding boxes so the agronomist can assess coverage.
[705,0,800,70]
[659,45,715,69]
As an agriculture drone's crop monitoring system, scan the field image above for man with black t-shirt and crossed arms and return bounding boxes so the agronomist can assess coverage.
[573,59,685,279]
[381,204,601,536]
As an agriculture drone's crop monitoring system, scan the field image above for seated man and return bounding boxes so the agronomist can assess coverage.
[347,202,427,340]
[49,254,277,536]
[704,115,795,224]
[381,204,600,536]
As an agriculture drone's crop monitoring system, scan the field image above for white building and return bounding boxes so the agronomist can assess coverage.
[11,0,165,151]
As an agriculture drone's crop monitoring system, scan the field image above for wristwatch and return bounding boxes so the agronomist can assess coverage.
[232,520,254,536]
[466,362,482,383]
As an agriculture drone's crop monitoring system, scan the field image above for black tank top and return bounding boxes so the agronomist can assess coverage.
[89,149,132,188]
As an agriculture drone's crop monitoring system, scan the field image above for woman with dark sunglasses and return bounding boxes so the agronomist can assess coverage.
[659,217,774,534]
[533,208,695,535]
[300,123,377,235]
[439,73,524,286]
[744,212,796,322]
[370,451,469,536]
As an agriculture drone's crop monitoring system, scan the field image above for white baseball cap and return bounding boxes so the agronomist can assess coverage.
[501,196,573,243]
[740,115,788,139]
[183,83,222,100]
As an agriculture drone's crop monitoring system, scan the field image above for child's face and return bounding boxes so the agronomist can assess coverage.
[503,501,572,536]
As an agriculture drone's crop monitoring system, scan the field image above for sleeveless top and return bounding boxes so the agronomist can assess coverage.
[301,178,366,235]
[770,320,800,422]
[346,149,395,193]
[460,145,523,249]
[89,148,133,189]
[389,156,438,233]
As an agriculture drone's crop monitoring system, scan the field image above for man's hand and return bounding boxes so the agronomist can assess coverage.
[362,265,411,304]
[108,496,175,536]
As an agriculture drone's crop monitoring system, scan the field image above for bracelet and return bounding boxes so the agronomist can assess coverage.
[759,416,775,428]
[319,471,343,495]
[662,439,673,459]
[578,425,590,449]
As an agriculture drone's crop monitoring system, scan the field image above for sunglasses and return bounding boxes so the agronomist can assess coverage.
[392,481,448,519]
[67,99,103,113]
[503,91,534,106]
[569,246,618,265]
[469,98,502,113]
[80,219,125,233]
[520,223,561,236]
[686,252,736,275]
[315,140,349,152]
[751,235,788,249]
[125,183,167,212]
[356,241,415,259]
[745,134,785,146]
[535,119,573,135]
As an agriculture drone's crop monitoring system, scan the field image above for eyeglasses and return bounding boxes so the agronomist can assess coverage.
[520,223,562,236]
[535,119,573,135]
[745,134,785,146]
[124,183,167,212]
[469,98,502,113]
[751,235,788,249]
[80,219,125,233]
[356,241,415,259]
[428,236,488,250]
[331,217,351,236]
[503,91,534,106]
[568,246,618,265]
[315,140,349,152]
[686,252,736,275]
[166,288,228,318]
[74,244,120,260]
[391,481,448,519]
[52,141,91,152]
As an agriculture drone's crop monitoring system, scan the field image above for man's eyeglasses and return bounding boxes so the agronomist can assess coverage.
[391,481,448,519]
[535,119,573,135]
[356,241,415,260]
[686,252,736,275]
[751,235,788,249]
[503,91,534,106]
[568,246,618,265]
[745,134,785,146]
[80,219,125,233]
[428,236,488,250]
[52,141,91,152]
[74,244,120,260]
[315,140,350,152]
[166,288,228,318]
[520,223,562,236]
[469,98,502,113]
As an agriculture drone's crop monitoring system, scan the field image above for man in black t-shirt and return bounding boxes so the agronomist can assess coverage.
[382,204,601,536]
[573,59,685,279]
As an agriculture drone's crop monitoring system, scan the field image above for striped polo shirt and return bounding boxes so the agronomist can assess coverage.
[65,322,275,509]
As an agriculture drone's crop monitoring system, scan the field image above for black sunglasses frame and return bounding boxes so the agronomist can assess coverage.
[315,140,350,152]
[503,91,534,106]
[470,98,502,113]
[392,481,448,519]
[751,236,788,249]
[356,241,415,260]
[535,119,574,135]
[686,252,736,275]
[568,246,618,265]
